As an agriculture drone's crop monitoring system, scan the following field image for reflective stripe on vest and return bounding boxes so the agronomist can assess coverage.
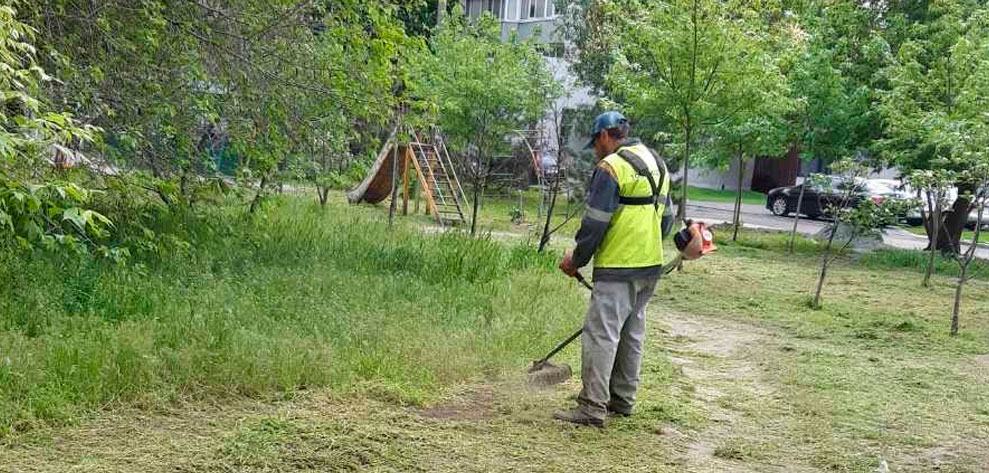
[594,143,670,269]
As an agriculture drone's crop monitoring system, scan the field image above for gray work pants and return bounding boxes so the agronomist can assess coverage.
[577,277,659,419]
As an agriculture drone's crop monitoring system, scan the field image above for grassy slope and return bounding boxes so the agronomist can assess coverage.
[3,193,989,472]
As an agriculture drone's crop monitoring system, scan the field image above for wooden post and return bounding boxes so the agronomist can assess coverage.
[408,145,439,221]
[402,145,411,216]
[424,156,432,217]
[415,175,421,214]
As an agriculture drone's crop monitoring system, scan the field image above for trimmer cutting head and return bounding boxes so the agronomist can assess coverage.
[527,360,573,388]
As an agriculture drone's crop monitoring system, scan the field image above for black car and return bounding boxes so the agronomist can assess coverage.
[766,178,899,218]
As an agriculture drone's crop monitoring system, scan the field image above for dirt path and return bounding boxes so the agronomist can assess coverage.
[655,311,826,473]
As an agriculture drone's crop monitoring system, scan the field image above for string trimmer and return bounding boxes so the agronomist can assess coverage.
[526,273,592,388]
[525,254,690,388]
[526,221,716,388]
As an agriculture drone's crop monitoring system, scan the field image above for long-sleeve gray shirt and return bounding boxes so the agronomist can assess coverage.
[573,142,675,281]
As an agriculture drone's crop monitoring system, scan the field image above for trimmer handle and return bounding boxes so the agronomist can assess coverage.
[575,272,593,291]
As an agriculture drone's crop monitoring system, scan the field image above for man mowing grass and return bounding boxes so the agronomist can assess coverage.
[556,112,675,427]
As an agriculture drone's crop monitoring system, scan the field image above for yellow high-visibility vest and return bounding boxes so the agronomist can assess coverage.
[594,143,670,269]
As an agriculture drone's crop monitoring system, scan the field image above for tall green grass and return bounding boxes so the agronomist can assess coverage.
[858,248,989,281]
[0,197,584,436]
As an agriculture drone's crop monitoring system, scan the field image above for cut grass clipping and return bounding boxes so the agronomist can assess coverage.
[0,197,585,437]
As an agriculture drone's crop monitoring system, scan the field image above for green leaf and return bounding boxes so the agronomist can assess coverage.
[62,207,87,230]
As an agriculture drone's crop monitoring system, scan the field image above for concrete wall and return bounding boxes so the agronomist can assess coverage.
[683,159,756,191]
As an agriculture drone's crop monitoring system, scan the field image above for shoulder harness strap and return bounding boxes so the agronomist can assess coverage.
[616,148,667,211]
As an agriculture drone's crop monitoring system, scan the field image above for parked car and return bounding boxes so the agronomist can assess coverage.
[902,185,987,228]
[766,177,901,219]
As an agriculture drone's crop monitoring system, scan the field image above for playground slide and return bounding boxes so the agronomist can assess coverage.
[347,129,408,205]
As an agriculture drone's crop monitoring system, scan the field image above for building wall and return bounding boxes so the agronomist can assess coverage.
[685,159,756,191]
[460,0,595,162]
[462,0,560,44]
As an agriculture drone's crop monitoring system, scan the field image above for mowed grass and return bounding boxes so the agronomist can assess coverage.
[657,233,989,472]
[0,194,585,437]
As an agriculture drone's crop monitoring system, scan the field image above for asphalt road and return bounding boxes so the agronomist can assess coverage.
[687,201,989,260]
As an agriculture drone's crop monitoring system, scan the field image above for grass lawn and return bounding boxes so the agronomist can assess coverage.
[684,186,767,206]
[906,225,989,244]
[3,192,989,473]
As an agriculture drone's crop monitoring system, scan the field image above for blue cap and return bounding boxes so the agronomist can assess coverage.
[585,111,628,149]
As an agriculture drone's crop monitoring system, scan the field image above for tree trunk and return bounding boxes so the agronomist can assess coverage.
[951,269,965,336]
[677,121,692,222]
[470,179,481,236]
[317,186,330,207]
[539,173,561,252]
[249,175,268,214]
[937,186,975,254]
[812,218,840,309]
[732,152,745,242]
[389,111,404,226]
[951,204,984,336]
[388,136,400,228]
[788,184,807,254]
[812,257,829,309]
[923,191,941,287]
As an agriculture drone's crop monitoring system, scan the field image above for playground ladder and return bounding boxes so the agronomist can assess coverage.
[408,132,468,227]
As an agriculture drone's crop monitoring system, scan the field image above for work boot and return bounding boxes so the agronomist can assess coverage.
[607,402,632,418]
[553,409,605,428]
[607,408,631,418]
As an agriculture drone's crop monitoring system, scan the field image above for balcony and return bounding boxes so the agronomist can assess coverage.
[462,0,560,44]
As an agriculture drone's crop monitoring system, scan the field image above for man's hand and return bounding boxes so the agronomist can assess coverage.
[558,251,578,278]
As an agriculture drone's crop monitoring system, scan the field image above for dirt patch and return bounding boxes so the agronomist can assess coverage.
[664,312,764,358]
[658,311,802,472]
[416,386,496,421]
[976,354,989,367]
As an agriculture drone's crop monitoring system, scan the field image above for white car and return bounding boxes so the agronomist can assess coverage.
[900,183,987,228]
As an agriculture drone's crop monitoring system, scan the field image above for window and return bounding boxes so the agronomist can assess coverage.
[485,0,503,18]
[520,0,552,19]
[505,0,518,20]
[534,0,547,18]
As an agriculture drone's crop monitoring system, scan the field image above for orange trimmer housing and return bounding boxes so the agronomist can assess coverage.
[676,221,718,260]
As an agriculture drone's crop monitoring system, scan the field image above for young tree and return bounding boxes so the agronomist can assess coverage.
[947,169,987,336]
[907,169,955,287]
[942,91,989,334]
[810,159,903,309]
[537,95,583,252]
[412,11,559,235]
[605,0,769,221]
[705,52,793,241]
[786,33,876,251]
